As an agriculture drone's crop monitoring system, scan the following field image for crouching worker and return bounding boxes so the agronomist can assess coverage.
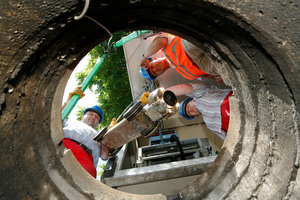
[62,87,109,178]
[166,83,233,140]
[139,33,223,83]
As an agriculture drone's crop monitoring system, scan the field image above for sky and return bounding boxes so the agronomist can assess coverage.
[62,54,107,180]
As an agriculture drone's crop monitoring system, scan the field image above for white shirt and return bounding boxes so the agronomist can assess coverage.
[187,83,232,140]
[63,119,105,168]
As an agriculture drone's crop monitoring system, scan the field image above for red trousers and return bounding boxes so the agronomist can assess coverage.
[62,138,96,178]
[221,92,233,134]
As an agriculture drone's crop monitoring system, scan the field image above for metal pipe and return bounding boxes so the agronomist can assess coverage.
[142,148,203,161]
[141,138,199,152]
[113,30,151,48]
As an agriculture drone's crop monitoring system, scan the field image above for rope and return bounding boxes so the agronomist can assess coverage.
[74,0,90,20]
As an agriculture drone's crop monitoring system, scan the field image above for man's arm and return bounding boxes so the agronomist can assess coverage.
[166,84,194,96]
[201,74,224,84]
[140,36,169,69]
[100,145,109,160]
[61,86,85,111]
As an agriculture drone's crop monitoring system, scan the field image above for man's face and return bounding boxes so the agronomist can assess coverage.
[81,111,100,129]
[148,59,168,77]
[186,100,201,117]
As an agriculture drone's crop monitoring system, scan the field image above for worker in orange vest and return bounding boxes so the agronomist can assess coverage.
[139,33,223,83]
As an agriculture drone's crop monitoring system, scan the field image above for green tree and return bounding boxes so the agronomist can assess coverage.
[75,31,132,130]
[75,105,85,121]
[97,163,107,181]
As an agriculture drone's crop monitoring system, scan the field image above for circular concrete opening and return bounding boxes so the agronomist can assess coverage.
[1,1,299,199]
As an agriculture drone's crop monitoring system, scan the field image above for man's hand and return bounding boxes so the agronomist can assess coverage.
[140,92,151,104]
[139,36,168,69]
[139,57,150,69]
[108,118,117,130]
[100,145,109,161]
[68,86,85,100]
[62,86,85,111]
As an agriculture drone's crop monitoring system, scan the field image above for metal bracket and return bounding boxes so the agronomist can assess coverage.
[167,193,181,200]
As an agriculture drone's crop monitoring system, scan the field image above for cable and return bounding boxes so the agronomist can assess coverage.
[170,134,185,160]
[116,80,154,122]
[74,0,113,46]
[83,15,113,38]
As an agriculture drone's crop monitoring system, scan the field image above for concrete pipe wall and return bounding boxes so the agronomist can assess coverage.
[0,0,299,199]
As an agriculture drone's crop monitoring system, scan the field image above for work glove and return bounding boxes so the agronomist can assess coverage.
[140,92,150,104]
[68,86,85,101]
[108,118,117,130]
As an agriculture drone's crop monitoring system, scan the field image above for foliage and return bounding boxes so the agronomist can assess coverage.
[75,31,132,130]
[75,105,85,121]
[97,163,107,181]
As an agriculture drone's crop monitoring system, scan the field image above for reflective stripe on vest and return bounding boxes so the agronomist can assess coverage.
[163,37,207,80]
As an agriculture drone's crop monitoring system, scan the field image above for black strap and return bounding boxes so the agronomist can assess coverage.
[69,139,93,155]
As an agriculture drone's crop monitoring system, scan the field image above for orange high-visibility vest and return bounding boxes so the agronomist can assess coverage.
[163,37,207,80]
